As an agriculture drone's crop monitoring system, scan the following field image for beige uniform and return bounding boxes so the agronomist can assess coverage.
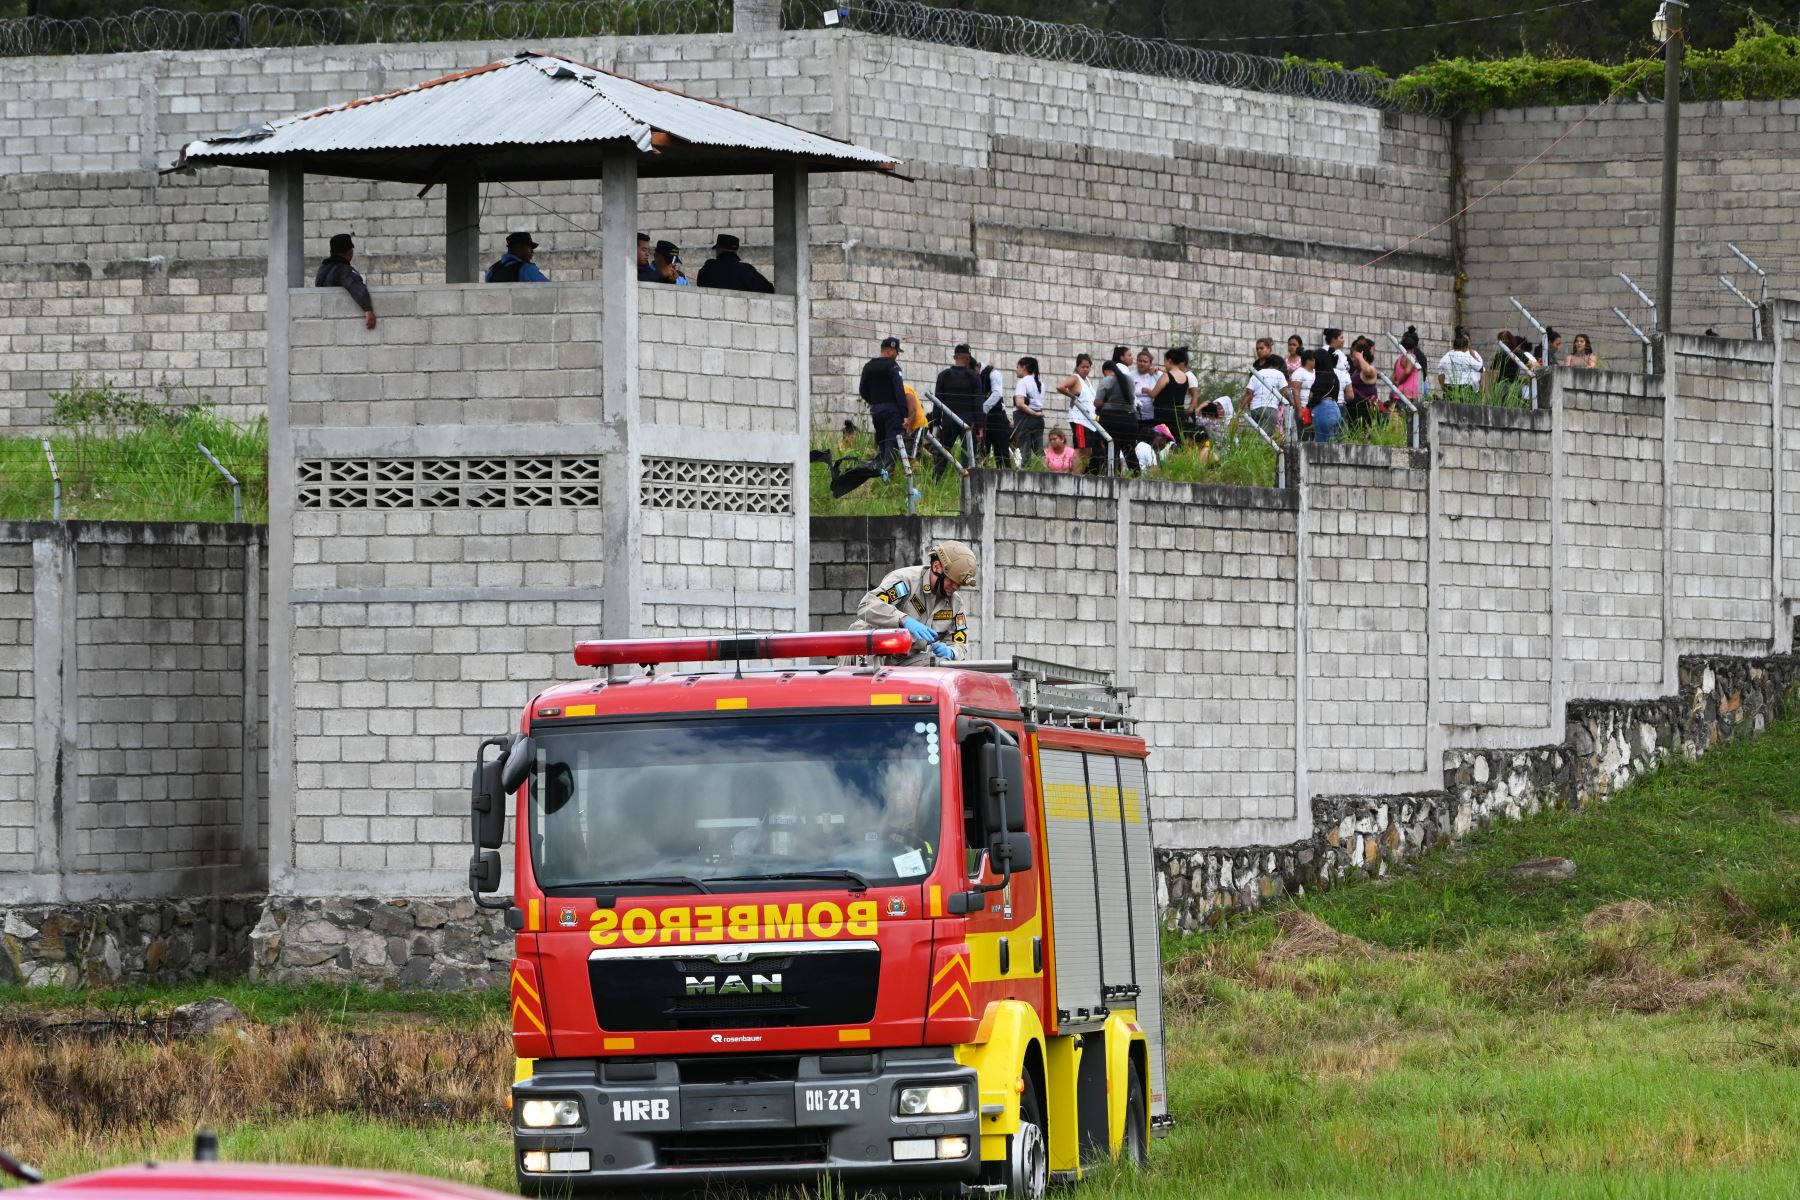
[848,560,972,666]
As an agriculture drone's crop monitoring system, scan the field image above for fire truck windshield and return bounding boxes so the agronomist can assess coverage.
[528,712,945,894]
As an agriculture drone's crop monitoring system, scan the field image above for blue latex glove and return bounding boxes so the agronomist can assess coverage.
[928,641,956,661]
[901,617,938,644]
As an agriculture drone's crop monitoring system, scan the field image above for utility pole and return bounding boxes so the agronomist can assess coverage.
[1653,0,1686,338]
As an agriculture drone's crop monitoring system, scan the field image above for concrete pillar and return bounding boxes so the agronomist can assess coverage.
[775,165,811,633]
[265,167,302,890]
[31,531,76,893]
[599,145,642,639]
[239,535,262,876]
[445,171,480,284]
[1772,309,1790,653]
[736,0,781,34]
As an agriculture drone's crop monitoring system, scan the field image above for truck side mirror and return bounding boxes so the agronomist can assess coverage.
[470,736,511,851]
[991,830,1031,873]
[469,849,502,895]
[977,738,1028,836]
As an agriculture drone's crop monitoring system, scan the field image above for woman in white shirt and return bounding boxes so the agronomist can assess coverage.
[1054,353,1100,473]
[1012,357,1047,463]
[1241,354,1288,434]
[1436,331,1486,403]
[1287,350,1317,441]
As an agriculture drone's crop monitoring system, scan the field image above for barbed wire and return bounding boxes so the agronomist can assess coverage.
[0,0,1443,113]
[784,0,1443,113]
[0,0,732,57]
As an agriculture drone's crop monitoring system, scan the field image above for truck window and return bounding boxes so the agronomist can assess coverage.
[527,713,945,892]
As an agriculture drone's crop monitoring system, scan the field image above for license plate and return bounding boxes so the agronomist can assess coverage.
[801,1087,863,1114]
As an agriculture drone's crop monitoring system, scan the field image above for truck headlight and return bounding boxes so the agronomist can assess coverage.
[519,1097,583,1128]
[898,1084,968,1116]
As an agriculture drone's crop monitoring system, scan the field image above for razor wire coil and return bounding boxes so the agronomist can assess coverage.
[0,0,1443,113]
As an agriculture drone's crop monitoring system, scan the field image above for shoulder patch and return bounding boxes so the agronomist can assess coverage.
[876,578,910,606]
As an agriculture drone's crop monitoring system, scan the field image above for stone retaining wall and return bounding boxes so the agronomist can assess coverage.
[1157,650,1800,931]
[0,895,262,986]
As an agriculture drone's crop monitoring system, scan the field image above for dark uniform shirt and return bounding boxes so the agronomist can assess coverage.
[696,252,775,294]
[637,262,661,282]
[314,255,373,312]
[859,356,906,411]
[933,364,984,430]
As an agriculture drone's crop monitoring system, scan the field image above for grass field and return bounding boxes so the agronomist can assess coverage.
[4,716,1797,1197]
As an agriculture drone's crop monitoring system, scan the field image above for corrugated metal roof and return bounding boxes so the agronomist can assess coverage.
[175,52,895,173]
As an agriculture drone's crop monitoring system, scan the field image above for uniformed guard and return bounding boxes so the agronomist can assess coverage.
[848,540,979,665]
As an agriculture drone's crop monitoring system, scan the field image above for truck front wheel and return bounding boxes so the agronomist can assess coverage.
[1004,1080,1048,1200]
[1123,1060,1148,1169]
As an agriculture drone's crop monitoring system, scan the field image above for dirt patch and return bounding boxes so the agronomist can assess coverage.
[1581,900,1662,932]
[1581,952,1744,1014]
[1265,910,1373,962]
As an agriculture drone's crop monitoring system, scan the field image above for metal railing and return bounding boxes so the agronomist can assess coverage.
[1611,271,1660,374]
[1720,243,1768,341]
[42,440,62,522]
[198,442,243,522]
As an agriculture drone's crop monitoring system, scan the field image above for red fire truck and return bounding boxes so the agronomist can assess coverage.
[469,630,1170,1196]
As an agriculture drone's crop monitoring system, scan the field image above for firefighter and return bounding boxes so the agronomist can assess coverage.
[849,540,978,665]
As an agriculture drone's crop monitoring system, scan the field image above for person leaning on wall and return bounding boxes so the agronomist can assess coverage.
[314,232,376,329]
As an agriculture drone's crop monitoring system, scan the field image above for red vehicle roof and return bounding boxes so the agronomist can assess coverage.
[530,662,1027,720]
[26,1163,517,1200]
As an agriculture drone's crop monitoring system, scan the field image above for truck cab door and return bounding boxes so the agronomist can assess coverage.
[955,720,1045,1014]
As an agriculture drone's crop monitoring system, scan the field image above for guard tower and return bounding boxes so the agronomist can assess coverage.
[168,53,900,955]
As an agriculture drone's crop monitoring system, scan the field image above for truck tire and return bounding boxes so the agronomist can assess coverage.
[1005,1079,1048,1200]
[1123,1060,1148,1170]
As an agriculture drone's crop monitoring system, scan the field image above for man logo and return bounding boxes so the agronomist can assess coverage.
[684,972,782,996]
[612,1098,670,1122]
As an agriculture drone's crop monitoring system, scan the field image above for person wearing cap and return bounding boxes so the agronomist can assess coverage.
[651,240,690,287]
[636,233,660,282]
[934,344,985,450]
[848,540,979,666]
[313,233,376,330]
[696,233,775,294]
[486,232,549,283]
[858,336,908,473]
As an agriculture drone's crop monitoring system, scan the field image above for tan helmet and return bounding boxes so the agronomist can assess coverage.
[930,540,978,587]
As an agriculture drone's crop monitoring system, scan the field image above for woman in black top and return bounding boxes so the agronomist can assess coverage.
[1151,347,1195,446]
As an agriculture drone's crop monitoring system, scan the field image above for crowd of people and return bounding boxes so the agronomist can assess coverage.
[851,322,1599,478]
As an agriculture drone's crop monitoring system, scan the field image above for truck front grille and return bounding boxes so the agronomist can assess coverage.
[589,947,879,1032]
[656,1130,828,1169]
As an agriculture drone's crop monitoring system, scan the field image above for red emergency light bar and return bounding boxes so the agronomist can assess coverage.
[573,629,913,667]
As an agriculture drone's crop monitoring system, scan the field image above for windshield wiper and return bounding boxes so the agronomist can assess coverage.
[708,869,873,892]
[559,875,714,894]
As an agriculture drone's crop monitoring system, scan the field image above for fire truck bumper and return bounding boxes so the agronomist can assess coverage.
[514,1049,983,1193]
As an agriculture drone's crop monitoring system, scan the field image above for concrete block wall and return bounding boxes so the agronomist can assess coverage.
[1458,100,1800,351]
[1558,370,1666,696]
[1431,405,1553,736]
[1128,485,1297,847]
[639,286,798,435]
[0,263,267,431]
[0,541,34,876]
[74,540,257,877]
[288,284,603,429]
[984,473,1119,677]
[285,596,593,887]
[1669,333,1777,652]
[0,523,265,906]
[1301,445,1432,796]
